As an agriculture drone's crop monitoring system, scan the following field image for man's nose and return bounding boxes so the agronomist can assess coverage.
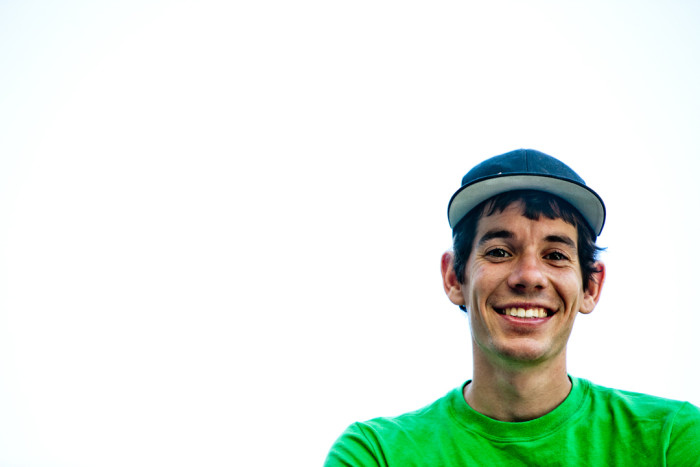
[507,252,546,292]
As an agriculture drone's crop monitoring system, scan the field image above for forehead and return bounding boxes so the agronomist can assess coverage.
[475,201,579,242]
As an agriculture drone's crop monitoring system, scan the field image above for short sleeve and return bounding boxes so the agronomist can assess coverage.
[324,423,385,467]
[666,402,700,466]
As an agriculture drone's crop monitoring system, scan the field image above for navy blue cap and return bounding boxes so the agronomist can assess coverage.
[447,149,606,236]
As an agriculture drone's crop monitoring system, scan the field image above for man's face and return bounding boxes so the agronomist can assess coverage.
[447,201,603,366]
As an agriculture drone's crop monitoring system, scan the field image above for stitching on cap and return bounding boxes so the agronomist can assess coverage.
[524,149,529,172]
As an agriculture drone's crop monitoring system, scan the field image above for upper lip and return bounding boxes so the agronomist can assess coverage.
[494,303,557,316]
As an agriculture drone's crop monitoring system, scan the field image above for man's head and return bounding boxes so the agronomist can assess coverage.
[446,149,605,292]
[440,149,606,365]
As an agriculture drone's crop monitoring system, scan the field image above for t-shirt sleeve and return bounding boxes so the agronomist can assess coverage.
[324,423,385,467]
[666,402,700,466]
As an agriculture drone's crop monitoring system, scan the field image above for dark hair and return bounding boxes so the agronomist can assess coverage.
[452,190,604,288]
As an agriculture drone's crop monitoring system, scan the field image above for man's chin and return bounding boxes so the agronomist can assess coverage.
[491,341,554,364]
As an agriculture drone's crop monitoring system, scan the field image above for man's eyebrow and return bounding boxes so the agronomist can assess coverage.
[476,231,576,249]
[545,235,577,249]
[477,230,513,246]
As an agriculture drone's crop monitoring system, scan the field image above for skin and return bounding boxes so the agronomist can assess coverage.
[441,202,605,422]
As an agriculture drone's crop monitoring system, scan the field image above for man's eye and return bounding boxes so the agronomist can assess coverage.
[545,251,568,261]
[486,248,510,258]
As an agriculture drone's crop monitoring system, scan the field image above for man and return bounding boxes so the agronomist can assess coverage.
[325,149,700,466]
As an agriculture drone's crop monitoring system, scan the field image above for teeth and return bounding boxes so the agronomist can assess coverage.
[503,307,547,318]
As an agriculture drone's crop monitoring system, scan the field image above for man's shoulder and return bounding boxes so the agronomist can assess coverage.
[575,377,700,465]
[337,382,470,448]
[356,384,462,435]
[579,377,699,414]
[324,385,466,467]
[576,376,700,434]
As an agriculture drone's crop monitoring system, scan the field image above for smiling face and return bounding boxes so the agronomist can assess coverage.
[442,201,605,368]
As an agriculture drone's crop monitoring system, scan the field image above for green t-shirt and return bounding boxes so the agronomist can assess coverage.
[325,377,700,466]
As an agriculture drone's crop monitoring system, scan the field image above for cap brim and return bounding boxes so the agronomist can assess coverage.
[447,174,606,236]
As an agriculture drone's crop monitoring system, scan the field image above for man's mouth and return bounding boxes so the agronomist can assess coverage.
[495,307,554,319]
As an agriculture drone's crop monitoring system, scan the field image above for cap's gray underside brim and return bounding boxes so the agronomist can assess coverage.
[447,175,605,235]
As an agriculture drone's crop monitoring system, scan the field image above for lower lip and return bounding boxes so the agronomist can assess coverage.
[499,314,552,325]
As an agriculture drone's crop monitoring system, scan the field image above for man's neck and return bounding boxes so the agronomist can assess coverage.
[464,356,572,422]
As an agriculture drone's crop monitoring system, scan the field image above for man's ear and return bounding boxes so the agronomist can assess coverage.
[441,251,466,308]
[580,261,605,314]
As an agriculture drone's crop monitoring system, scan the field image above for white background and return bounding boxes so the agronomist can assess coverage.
[1,1,699,466]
